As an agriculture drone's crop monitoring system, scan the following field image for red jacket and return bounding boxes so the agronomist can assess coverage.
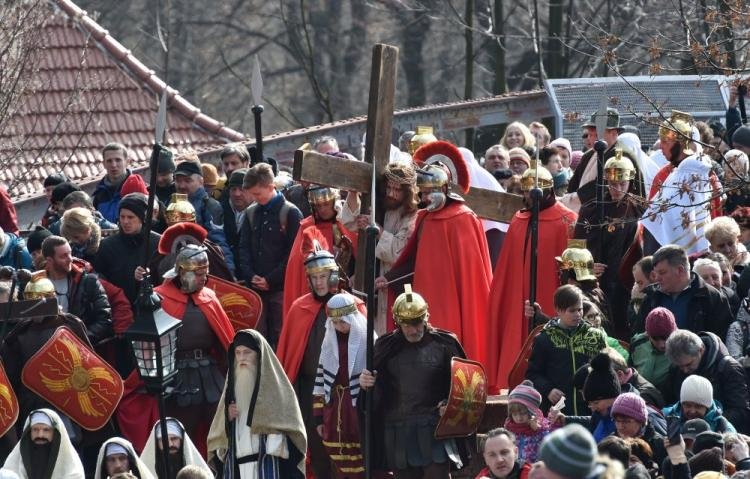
[0,187,19,235]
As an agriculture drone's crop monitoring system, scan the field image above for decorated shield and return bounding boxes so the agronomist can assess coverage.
[0,361,19,437]
[21,327,123,431]
[206,275,263,331]
[508,324,545,390]
[435,357,487,439]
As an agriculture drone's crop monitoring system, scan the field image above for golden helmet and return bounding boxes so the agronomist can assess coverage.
[304,240,339,276]
[24,271,55,300]
[175,244,209,272]
[392,284,429,325]
[416,163,450,190]
[408,126,438,156]
[604,148,636,182]
[658,110,695,156]
[307,186,340,206]
[165,193,196,225]
[520,160,554,191]
[555,239,596,282]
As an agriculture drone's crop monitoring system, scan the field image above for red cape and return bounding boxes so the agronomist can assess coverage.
[487,201,576,393]
[282,216,357,318]
[388,202,492,365]
[277,292,365,383]
[115,280,235,453]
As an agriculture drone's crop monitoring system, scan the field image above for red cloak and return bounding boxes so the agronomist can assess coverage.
[115,280,235,453]
[282,216,357,318]
[277,292,366,383]
[387,202,492,365]
[487,201,576,393]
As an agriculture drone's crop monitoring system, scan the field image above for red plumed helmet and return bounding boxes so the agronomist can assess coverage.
[158,222,208,255]
[412,140,471,194]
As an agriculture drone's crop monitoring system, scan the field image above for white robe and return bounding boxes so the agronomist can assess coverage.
[234,409,288,479]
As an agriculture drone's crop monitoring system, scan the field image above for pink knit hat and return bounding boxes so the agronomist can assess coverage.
[570,150,584,170]
[645,307,677,338]
[611,392,648,424]
[509,380,543,416]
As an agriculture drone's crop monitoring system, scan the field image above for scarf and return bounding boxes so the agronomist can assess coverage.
[313,304,371,406]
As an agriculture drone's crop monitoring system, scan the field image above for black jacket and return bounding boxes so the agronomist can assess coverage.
[93,230,161,304]
[64,265,113,344]
[668,331,750,432]
[237,193,302,290]
[628,369,666,409]
[637,273,733,339]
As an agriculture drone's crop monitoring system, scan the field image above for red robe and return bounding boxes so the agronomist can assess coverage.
[282,216,357,319]
[387,202,492,365]
[277,292,366,383]
[487,201,576,393]
[115,280,235,453]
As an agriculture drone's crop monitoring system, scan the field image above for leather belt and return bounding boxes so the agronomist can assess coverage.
[175,348,210,360]
[236,453,259,464]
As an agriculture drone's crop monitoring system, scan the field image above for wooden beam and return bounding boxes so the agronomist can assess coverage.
[463,187,524,223]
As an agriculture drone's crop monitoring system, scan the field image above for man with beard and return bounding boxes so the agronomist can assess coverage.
[277,238,365,478]
[642,110,722,256]
[380,141,492,366]
[3,409,84,479]
[207,329,306,478]
[351,161,419,333]
[94,438,154,479]
[487,162,577,393]
[140,418,210,479]
[359,285,467,478]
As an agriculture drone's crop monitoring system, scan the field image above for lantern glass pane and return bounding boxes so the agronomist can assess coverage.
[160,330,179,377]
[131,339,158,377]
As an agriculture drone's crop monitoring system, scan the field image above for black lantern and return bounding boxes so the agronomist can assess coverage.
[125,278,182,393]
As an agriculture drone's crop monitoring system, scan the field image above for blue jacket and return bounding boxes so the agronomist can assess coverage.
[662,400,736,433]
[0,233,32,270]
[93,170,131,223]
[184,188,234,275]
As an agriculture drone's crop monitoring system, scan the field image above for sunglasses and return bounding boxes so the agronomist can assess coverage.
[581,133,589,139]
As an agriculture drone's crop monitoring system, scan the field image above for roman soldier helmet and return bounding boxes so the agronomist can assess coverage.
[413,141,470,212]
[24,271,55,300]
[604,148,636,182]
[555,239,596,282]
[165,193,197,226]
[520,160,554,191]
[658,110,695,156]
[307,185,340,206]
[408,126,438,156]
[392,284,429,325]
[303,229,340,297]
[174,244,209,293]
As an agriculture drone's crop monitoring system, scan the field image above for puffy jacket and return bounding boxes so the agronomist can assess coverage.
[629,332,672,395]
[93,230,161,305]
[526,319,607,416]
[0,233,32,270]
[184,188,234,275]
[63,262,113,344]
[662,399,736,433]
[93,170,131,223]
[667,331,749,431]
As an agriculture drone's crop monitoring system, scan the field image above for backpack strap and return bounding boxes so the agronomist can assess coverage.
[278,201,293,234]
[244,203,260,231]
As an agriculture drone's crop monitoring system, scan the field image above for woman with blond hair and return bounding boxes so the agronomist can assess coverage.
[500,121,536,151]
[704,216,750,273]
[60,207,102,263]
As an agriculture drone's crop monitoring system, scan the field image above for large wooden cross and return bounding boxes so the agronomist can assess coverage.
[292,44,525,289]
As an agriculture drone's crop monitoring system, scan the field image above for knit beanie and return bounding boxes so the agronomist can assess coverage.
[645,307,677,338]
[680,375,713,408]
[610,392,648,424]
[733,125,750,150]
[26,227,52,254]
[582,353,621,402]
[157,147,175,173]
[201,164,219,187]
[508,147,531,167]
[43,173,67,188]
[688,447,724,476]
[539,424,597,478]
[549,138,573,159]
[51,182,81,204]
[120,174,148,197]
[571,150,584,170]
[509,380,543,416]
[228,168,248,189]
[118,193,148,223]
[693,432,724,455]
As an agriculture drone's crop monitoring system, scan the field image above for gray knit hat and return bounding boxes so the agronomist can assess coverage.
[539,424,597,478]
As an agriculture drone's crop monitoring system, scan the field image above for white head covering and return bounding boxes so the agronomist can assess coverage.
[314,293,373,406]
[140,418,209,479]
[458,147,508,232]
[29,412,52,427]
[3,409,85,479]
[617,132,660,194]
[548,138,572,159]
[94,437,154,479]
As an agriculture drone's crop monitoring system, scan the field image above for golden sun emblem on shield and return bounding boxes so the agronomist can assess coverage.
[444,368,486,428]
[0,383,15,422]
[39,337,118,417]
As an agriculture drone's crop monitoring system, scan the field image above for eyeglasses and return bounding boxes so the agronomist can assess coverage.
[584,313,600,321]
[614,417,640,426]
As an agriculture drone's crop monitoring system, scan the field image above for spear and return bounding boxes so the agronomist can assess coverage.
[594,95,609,263]
[250,56,264,163]
[528,148,541,335]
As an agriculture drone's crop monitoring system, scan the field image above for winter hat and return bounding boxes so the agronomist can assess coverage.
[118,193,148,223]
[43,173,67,188]
[688,447,724,475]
[51,182,81,204]
[733,125,750,150]
[680,375,713,408]
[508,147,531,167]
[201,163,219,187]
[538,424,598,478]
[693,432,724,455]
[611,392,648,424]
[26,227,52,254]
[157,147,175,173]
[549,138,573,159]
[228,168,248,189]
[509,380,543,416]
[645,307,677,338]
[571,150,584,170]
[582,353,621,402]
[682,418,710,440]
[120,174,148,197]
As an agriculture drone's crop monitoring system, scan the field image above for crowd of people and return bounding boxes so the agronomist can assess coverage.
[0,91,749,479]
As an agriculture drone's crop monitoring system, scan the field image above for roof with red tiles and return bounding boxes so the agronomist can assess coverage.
[1,0,246,201]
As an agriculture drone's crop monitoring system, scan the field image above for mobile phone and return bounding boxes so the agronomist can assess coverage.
[667,414,681,444]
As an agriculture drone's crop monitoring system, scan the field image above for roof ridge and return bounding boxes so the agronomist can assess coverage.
[50,0,246,142]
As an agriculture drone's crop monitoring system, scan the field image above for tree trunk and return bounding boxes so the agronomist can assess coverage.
[546,0,563,78]
[491,0,506,94]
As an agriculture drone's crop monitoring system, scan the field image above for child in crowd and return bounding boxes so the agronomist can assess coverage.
[662,375,736,433]
[503,380,553,464]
